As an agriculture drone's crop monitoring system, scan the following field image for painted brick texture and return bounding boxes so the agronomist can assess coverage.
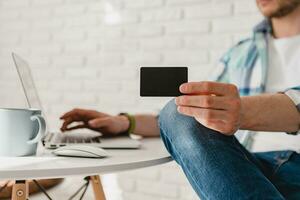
[0,0,261,199]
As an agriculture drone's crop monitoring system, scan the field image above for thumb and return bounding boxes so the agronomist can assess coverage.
[88,117,111,128]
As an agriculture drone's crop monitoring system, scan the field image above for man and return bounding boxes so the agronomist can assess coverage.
[60,0,300,199]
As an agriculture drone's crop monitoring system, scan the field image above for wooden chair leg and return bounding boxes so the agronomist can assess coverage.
[90,175,106,200]
[11,180,28,200]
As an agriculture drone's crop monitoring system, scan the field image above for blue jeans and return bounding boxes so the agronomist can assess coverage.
[159,99,300,200]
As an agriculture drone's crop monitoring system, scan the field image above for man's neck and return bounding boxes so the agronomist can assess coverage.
[271,6,300,38]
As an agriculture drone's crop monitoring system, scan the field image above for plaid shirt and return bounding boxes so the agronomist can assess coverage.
[212,19,300,148]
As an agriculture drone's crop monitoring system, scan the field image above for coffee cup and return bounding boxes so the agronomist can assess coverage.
[0,108,46,156]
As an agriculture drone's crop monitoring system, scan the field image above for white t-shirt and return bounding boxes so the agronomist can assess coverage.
[252,34,300,152]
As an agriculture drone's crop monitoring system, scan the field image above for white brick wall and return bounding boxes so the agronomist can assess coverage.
[0,0,262,199]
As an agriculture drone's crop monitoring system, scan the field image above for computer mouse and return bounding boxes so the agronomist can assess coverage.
[52,145,109,158]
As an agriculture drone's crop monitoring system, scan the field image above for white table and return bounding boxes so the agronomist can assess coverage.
[0,138,172,200]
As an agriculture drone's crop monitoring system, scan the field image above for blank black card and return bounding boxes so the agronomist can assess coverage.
[140,67,188,97]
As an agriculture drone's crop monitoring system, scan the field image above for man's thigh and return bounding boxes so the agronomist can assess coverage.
[254,151,300,200]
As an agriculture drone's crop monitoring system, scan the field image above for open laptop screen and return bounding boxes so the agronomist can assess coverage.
[12,53,43,110]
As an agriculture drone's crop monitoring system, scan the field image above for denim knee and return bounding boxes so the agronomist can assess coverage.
[159,99,184,140]
[158,99,178,154]
[159,99,234,158]
[159,99,206,155]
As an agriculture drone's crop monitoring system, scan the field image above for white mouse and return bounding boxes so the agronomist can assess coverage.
[52,145,109,158]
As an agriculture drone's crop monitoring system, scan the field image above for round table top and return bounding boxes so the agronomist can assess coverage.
[0,138,172,180]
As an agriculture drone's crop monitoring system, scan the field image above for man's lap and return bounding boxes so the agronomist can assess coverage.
[254,151,300,199]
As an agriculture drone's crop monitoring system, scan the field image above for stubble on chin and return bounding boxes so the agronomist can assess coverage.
[268,0,300,18]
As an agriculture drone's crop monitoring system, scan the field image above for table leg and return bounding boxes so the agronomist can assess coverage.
[11,180,28,200]
[90,175,106,200]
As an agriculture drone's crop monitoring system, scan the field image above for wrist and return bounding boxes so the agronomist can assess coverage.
[118,113,136,134]
[239,96,256,130]
[117,115,130,133]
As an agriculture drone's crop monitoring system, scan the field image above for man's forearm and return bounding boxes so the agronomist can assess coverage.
[240,93,300,133]
[132,114,160,137]
[130,93,300,137]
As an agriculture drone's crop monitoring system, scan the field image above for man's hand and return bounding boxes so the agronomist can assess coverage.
[175,81,242,135]
[60,109,130,137]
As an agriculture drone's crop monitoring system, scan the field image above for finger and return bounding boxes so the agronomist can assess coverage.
[64,124,87,131]
[197,120,231,135]
[180,81,238,97]
[0,180,9,187]
[88,117,112,129]
[7,181,15,187]
[175,95,230,110]
[60,108,84,119]
[177,106,227,120]
[177,106,236,134]
[61,117,78,131]
[60,111,74,119]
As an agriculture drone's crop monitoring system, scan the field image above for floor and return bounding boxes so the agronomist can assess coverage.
[30,177,96,200]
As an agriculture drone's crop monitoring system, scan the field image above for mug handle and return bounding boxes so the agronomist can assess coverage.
[27,115,46,144]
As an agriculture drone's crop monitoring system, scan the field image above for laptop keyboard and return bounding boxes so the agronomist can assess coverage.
[50,132,101,144]
[63,136,101,143]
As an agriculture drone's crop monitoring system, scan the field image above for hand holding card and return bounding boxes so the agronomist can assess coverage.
[140,67,188,97]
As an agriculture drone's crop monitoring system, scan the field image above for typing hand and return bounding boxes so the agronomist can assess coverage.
[0,180,13,189]
[60,109,130,137]
[175,81,242,135]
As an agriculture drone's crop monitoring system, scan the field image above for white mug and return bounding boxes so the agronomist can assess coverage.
[0,108,46,156]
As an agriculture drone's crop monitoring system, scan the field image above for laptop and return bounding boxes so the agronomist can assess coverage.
[12,53,141,149]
